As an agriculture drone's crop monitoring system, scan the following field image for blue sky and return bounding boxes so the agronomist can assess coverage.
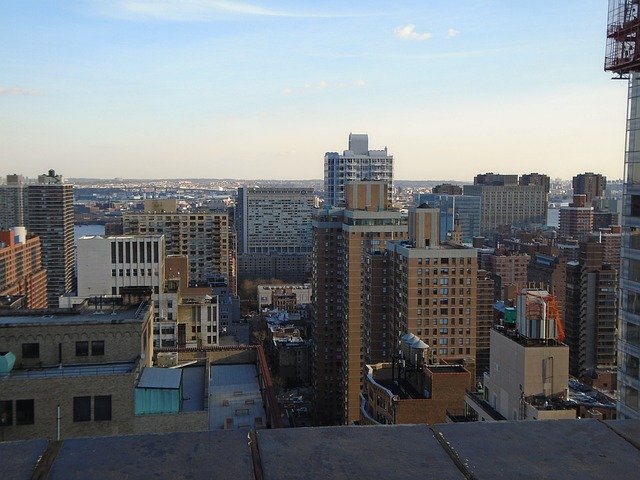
[0,1,628,180]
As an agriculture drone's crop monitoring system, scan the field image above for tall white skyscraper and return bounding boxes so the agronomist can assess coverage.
[324,134,393,207]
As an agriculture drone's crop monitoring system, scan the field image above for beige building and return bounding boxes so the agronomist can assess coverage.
[122,210,233,293]
[0,295,154,441]
[312,181,407,425]
[162,255,219,348]
[463,175,547,236]
[465,289,575,422]
[385,206,478,372]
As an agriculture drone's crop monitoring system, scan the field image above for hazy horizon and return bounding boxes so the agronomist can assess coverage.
[1,1,626,180]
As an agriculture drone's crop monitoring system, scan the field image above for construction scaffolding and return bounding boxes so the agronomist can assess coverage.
[605,0,640,75]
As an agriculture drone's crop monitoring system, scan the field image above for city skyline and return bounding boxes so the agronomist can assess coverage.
[1,1,626,180]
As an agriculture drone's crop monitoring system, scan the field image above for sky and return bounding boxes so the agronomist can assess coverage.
[0,1,629,181]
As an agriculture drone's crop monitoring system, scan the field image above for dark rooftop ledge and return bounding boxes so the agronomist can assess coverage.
[3,419,639,480]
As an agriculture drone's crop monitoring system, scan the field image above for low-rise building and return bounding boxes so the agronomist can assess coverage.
[360,333,471,425]
[0,293,154,441]
[257,284,312,311]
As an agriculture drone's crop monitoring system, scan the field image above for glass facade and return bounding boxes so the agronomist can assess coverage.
[620,73,640,418]
[414,194,481,243]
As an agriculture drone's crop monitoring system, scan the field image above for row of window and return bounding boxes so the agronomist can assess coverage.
[74,395,112,422]
[0,396,113,426]
[112,268,154,277]
[21,341,105,359]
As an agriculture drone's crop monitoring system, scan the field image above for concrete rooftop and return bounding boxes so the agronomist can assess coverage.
[2,419,639,480]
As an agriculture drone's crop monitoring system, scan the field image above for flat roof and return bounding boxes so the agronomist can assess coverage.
[209,363,265,429]
[2,420,639,479]
[181,365,206,412]
[48,430,254,480]
[0,307,148,327]
[6,362,136,379]
[2,439,49,480]
[434,419,640,479]
[370,367,425,400]
[257,425,464,480]
[137,367,182,389]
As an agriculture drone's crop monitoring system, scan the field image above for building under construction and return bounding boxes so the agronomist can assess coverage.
[605,0,640,420]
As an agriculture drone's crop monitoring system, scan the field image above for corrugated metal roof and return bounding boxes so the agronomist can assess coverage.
[137,367,182,389]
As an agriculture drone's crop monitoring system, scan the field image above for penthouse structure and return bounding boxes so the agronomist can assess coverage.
[324,134,393,207]
[312,181,406,425]
[463,172,548,236]
[0,228,47,309]
[26,170,75,307]
[235,187,314,282]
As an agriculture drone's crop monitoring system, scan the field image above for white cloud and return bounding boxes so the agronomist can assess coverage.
[394,24,432,41]
[355,79,366,87]
[446,28,460,38]
[0,86,39,96]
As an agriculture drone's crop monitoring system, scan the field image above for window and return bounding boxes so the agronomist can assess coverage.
[21,343,39,359]
[16,399,34,425]
[73,396,91,422]
[94,395,112,421]
[76,341,89,357]
[0,400,13,426]
[91,341,105,356]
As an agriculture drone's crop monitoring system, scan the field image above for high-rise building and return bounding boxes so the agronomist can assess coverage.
[0,175,27,230]
[480,250,530,302]
[559,194,594,240]
[324,134,393,207]
[122,209,233,293]
[476,270,495,379]
[235,187,314,282]
[573,172,607,204]
[26,170,75,307]
[432,183,463,195]
[0,228,48,309]
[463,173,547,236]
[564,241,618,380]
[605,3,640,418]
[312,182,406,425]
[520,172,551,193]
[414,193,481,243]
[385,206,478,373]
